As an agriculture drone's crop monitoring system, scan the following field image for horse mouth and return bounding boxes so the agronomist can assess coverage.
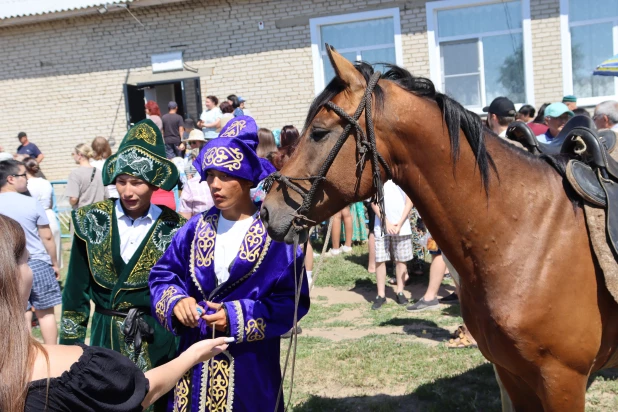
[260,205,309,245]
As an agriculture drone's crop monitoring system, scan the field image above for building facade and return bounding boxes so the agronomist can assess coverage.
[0,0,615,180]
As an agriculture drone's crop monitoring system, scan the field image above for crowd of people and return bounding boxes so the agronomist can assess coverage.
[2,88,617,410]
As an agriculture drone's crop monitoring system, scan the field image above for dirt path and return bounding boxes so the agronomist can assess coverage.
[306,286,459,344]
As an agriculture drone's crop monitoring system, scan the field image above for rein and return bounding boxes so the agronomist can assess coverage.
[263,71,392,233]
[268,71,393,411]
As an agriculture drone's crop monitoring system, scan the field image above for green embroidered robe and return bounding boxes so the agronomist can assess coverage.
[60,199,186,374]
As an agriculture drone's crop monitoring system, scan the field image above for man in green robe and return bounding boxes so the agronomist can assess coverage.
[60,119,186,411]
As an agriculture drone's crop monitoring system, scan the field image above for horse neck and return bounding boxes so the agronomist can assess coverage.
[381,93,567,281]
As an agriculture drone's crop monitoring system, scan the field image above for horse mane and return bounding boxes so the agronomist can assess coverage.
[304,62,496,193]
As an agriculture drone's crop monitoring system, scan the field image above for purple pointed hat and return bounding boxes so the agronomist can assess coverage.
[194,116,271,186]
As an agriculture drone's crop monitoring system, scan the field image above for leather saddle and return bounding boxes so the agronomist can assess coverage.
[506,116,617,155]
[506,116,618,257]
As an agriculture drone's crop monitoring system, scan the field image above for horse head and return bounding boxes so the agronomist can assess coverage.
[261,46,393,244]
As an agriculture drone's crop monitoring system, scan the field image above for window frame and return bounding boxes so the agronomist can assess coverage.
[309,8,404,95]
[560,0,618,107]
[426,0,534,113]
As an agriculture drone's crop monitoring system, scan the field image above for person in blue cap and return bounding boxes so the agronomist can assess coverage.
[149,116,309,412]
[536,102,574,149]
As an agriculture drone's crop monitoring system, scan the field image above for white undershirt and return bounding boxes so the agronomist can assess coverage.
[214,213,256,285]
[115,199,161,263]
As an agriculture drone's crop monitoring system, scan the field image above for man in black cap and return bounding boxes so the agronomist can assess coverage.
[161,101,184,159]
[483,97,517,138]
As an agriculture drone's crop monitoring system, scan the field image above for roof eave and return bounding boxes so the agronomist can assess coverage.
[0,0,188,28]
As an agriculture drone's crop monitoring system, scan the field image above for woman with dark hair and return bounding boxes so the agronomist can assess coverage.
[219,101,235,129]
[145,101,163,132]
[24,157,61,267]
[198,95,222,140]
[257,128,278,159]
[272,125,300,170]
[516,104,536,122]
[0,216,230,412]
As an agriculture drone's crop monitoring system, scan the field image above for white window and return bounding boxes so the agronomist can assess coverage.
[561,0,618,106]
[310,8,404,94]
[427,0,534,112]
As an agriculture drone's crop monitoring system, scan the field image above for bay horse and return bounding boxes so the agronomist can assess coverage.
[260,46,618,411]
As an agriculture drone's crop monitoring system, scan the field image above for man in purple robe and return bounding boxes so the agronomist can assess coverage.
[149,116,310,411]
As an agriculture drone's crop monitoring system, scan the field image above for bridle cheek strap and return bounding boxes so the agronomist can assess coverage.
[263,71,392,232]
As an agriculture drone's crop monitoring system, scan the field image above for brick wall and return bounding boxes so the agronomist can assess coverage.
[530,0,564,106]
[0,0,566,180]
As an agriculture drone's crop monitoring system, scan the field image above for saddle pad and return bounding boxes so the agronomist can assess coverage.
[584,204,618,305]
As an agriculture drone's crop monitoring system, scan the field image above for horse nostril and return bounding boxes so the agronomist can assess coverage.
[260,206,269,229]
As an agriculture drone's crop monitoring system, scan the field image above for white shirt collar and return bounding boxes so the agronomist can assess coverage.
[115,199,162,223]
[611,124,618,131]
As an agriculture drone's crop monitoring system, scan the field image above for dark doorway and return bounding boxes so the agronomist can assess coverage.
[123,77,202,130]
[123,84,146,128]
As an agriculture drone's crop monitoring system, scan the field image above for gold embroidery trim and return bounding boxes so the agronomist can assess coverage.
[238,223,265,263]
[219,120,246,138]
[245,318,266,342]
[173,370,191,412]
[211,236,271,301]
[126,122,157,146]
[202,147,244,172]
[155,285,182,329]
[73,200,117,289]
[201,351,234,412]
[231,301,244,343]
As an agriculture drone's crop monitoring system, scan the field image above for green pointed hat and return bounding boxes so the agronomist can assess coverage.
[102,119,179,191]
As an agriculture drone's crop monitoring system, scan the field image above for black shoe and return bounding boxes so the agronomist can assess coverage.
[372,295,387,310]
[396,292,409,306]
[439,292,459,304]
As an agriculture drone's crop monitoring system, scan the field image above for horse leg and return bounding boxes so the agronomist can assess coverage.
[537,364,587,412]
[493,365,543,412]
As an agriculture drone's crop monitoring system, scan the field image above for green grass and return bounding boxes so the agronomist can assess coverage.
[283,335,500,412]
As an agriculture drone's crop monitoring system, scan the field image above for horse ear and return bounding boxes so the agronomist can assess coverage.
[325,44,366,93]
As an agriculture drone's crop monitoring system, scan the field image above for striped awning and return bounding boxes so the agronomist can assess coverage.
[593,54,618,77]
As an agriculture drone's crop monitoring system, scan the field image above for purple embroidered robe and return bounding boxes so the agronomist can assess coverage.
[149,206,310,412]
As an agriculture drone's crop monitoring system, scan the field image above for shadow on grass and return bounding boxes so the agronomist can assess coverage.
[292,364,501,412]
[441,304,461,317]
[379,317,452,342]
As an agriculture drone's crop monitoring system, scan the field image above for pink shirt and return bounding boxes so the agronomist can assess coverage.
[179,175,213,215]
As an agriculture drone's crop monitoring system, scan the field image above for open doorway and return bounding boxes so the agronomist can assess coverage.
[124,77,202,129]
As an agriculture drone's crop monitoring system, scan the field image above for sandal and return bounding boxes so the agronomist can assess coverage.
[446,333,478,349]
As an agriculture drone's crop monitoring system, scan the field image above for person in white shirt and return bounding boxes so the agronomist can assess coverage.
[198,95,223,140]
[371,180,414,309]
[593,100,618,131]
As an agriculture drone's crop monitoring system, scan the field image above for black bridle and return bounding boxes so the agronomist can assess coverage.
[263,71,393,233]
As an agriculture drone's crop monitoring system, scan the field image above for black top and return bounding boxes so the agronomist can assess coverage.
[162,113,184,145]
[26,344,149,412]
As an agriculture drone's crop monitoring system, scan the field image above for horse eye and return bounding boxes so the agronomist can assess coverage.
[311,128,329,141]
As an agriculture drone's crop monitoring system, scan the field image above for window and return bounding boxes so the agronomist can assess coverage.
[310,8,404,94]
[427,0,534,111]
[561,0,618,106]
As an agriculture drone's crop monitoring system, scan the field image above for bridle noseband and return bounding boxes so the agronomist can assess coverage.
[263,71,392,232]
